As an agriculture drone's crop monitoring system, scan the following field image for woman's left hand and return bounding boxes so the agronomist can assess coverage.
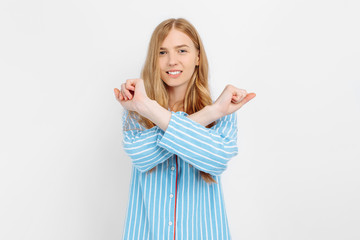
[213,84,256,118]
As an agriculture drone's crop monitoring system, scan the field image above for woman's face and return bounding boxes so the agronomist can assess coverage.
[158,28,199,93]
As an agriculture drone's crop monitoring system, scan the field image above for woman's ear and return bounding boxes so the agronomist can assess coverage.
[196,52,200,66]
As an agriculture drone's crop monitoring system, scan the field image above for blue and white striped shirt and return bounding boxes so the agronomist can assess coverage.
[121,110,238,240]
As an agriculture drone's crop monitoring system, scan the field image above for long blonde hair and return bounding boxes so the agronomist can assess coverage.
[131,18,217,184]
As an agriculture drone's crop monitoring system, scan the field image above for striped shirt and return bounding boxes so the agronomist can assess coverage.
[121,110,238,240]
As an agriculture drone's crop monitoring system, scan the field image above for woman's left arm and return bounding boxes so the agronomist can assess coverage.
[157,111,238,176]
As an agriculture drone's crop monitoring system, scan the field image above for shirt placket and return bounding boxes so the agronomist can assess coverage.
[168,154,178,239]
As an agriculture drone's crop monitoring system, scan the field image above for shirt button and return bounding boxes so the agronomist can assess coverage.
[169,194,174,198]
[171,166,175,171]
[169,221,173,226]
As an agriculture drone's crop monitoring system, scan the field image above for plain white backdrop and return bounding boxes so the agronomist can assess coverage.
[1,0,359,239]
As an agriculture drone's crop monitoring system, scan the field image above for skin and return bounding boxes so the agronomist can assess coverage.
[114,28,256,130]
[158,29,200,109]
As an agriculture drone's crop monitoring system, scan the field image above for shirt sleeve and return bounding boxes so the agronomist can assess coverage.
[122,110,173,172]
[157,111,238,176]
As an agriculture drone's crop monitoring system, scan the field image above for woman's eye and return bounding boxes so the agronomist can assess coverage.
[159,51,166,55]
[179,49,187,53]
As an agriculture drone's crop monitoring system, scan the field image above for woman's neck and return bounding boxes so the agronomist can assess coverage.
[168,86,186,112]
[169,101,184,112]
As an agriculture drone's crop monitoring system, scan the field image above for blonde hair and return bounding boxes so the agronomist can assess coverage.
[131,18,217,184]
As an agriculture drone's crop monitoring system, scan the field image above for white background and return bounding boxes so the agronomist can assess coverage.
[1,0,359,239]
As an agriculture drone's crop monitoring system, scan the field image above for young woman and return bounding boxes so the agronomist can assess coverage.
[114,18,255,240]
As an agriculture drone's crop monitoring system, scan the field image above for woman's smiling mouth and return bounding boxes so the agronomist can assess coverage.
[166,70,182,78]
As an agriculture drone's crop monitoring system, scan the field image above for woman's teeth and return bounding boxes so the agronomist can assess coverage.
[167,71,181,75]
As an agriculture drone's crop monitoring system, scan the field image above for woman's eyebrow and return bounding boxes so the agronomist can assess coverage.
[160,44,190,50]
[175,44,190,48]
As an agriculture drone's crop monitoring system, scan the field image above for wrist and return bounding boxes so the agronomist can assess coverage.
[138,98,171,131]
[136,98,156,118]
[207,103,224,120]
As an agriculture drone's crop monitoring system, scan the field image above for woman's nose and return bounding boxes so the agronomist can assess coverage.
[167,52,178,66]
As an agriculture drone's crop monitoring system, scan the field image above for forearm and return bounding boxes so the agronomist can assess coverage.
[137,99,172,131]
[187,104,223,126]
[138,99,224,129]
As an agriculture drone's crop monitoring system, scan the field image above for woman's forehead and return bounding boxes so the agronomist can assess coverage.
[160,29,195,48]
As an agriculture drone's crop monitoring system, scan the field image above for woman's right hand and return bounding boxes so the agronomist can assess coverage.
[114,78,150,113]
[213,84,256,118]
[115,78,173,131]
